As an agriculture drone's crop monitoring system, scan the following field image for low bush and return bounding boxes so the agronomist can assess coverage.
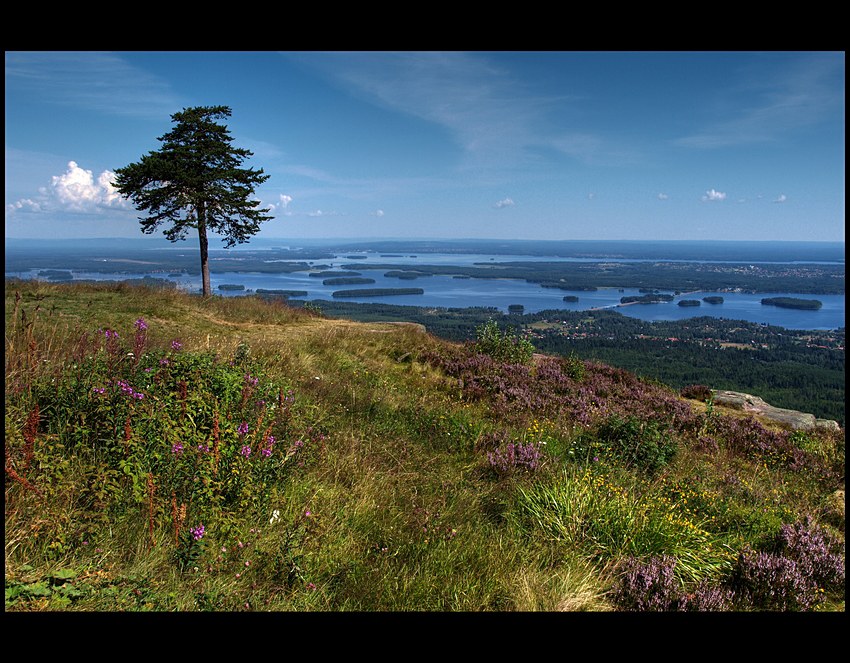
[473,320,535,365]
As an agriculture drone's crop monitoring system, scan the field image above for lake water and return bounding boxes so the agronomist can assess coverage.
[7,250,844,331]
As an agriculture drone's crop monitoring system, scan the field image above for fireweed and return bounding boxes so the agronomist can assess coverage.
[8,315,322,568]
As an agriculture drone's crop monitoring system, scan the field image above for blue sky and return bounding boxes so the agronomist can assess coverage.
[5,51,845,243]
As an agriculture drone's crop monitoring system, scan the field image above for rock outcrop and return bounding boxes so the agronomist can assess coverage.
[711,390,841,432]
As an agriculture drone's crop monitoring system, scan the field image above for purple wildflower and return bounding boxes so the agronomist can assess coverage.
[172,442,184,455]
[240,445,252,459]
[237,422,249,436]
[134,318,148,331]
[189,524,205,541]
[171,339,183,351]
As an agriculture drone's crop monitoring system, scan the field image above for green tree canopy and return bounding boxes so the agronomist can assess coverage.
[113,105,272,296]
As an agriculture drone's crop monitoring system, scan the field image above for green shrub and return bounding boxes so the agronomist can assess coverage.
[474,320,535,365]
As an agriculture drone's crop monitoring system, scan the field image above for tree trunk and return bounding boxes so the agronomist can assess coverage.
[197,202,211,297]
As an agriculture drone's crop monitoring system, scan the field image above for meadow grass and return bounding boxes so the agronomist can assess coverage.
[5,280,844,611]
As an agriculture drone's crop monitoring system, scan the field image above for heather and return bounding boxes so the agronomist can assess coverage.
[5,280,844,611]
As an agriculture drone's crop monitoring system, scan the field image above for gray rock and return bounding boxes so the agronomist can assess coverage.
[711,390,840,432]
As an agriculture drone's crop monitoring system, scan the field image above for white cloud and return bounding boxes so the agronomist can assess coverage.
[702,188,727,202]
[495,197,515,208]
[7,161,128,215]
[374,209,385,217]
[268,194,293,214]
[307,209,343,217]
[51,161,126,210]
[657,193,669,200]
[774,194,788,203]
[6,198,42,213]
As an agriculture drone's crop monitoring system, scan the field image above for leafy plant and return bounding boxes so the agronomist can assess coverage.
[474,320,535,365]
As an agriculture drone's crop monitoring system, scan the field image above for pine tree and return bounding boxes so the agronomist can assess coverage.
[114,106,272,296]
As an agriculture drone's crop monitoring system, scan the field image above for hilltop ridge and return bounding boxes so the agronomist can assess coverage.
[5,280,844,612]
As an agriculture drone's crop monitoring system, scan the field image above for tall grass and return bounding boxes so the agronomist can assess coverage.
[5,280,844,611]
[515,465,735,585]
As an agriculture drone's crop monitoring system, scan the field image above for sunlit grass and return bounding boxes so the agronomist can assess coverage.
[5,279,843,611]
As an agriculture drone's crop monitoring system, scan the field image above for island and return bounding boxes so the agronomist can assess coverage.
[332,288,425,298]
[620,294,674,305]
[563,295,580,303]
[761,297,823,310]
[256,289,308,297]
[678,299,701,307]
[703,296,724,305]
[310,271,361,278]
[322,277,376,286]
[218,284,245,291]
[385,270,431,280]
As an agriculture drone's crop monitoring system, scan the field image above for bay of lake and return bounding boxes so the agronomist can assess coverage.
[8,249,844,331]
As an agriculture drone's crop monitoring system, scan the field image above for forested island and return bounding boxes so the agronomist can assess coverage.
[385,270,432,280]
[703,296,724,304]
[621,293,675,304]
[678,300,701,307]
[762,297,823,310]
[331,288,424,298]
[322,277,376,286]
[310,271,361,278]
[256,288,308,297]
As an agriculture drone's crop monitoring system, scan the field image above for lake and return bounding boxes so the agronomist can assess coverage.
[7,249,845,331]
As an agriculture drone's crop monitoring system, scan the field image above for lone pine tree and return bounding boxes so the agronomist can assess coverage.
[114,105,272,296]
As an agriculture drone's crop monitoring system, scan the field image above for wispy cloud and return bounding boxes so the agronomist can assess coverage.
[5,51,183,118]
[289,52,624,170]
[494,197,515,208]
[658,193,669,200]
[673,53,844,149]
[774,194,788,203]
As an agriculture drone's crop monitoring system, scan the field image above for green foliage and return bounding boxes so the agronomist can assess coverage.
[569,416,678,475]
[113,105,272,296]
[5,567,85,610]
[474,319,535,365]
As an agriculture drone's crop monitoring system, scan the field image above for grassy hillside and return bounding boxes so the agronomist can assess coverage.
[5,280,845,612]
